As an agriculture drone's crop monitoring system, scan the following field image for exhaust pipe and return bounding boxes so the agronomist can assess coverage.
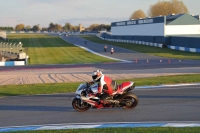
[119,101,127,106]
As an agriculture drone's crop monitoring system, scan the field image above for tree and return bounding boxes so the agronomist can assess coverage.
[32,25,40,31]
[0,27,14,31]
[47,23,63,32]
[55,24,62,31]
[25,25,31,31]
[88,24,100,31]
[87,24,111,31]
[148,0,189,17]
[48,22,55,31]
[41,27,48,31]
[71,25,79,31]
[129,9,146,20]
[15,24,25,31]
[63,23,73,31]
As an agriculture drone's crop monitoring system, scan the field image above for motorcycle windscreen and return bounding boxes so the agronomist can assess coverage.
[90,83,98,93]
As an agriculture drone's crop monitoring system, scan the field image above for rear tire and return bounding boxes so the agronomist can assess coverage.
[120,92,138,109]
[72,98,91,112]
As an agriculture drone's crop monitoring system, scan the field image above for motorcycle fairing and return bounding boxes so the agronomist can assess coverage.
[121,82,134,91]
[76,84,86,95]
[90,83,98,94]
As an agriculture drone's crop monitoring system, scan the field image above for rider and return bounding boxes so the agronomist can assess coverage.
[88,70,118,103]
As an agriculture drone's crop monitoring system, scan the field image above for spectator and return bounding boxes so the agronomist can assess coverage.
[104,45,107,52]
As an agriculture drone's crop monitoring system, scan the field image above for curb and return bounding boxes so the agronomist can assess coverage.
[0,122,200,132]
[135,83,200,89]
[0,83,200,132]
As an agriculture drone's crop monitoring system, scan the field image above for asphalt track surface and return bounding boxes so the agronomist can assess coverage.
[0,35,200,127]
[0,85,200,127]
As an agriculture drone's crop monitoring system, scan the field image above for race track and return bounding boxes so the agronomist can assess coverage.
[0,85,200,127]
[0,35,200,128]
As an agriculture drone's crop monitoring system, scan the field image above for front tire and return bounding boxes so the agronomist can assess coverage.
[120,92,138,109]
[72,98,91,112]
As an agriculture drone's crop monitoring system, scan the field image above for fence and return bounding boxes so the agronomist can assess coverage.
[98,32,200,53]
[96,34,163,48]
[0,42,23,57]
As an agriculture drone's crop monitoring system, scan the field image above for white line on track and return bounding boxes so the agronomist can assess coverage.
[73,44,132,62]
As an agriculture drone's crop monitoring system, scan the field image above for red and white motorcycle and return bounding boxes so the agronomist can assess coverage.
[72,81,138,112]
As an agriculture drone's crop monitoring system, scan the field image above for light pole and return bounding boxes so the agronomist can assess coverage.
[13,43,16,55]
[5,43,9,54]
[17,42,22,55]
[0,42,2,54]
[2,42,5,56]
[9,43,12,54]
[0,42,2,56]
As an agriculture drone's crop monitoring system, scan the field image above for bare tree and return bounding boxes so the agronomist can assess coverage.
[148,0,189,17]
[129,9,146,20]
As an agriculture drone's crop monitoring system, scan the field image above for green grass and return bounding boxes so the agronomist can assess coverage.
[0,74,199,97]
[6,34,117,64]
[118,74,200,86]
[7,127,200,133]
[80,35,200,60]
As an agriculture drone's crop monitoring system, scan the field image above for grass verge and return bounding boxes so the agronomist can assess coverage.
[6,127,200,133]
[80,35,200,60]
[6,34,117,64]
[0,74,199,97]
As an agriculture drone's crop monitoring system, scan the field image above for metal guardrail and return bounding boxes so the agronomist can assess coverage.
[0,42,22,56]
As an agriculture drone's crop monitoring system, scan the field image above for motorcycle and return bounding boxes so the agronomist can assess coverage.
[72,81,138,112]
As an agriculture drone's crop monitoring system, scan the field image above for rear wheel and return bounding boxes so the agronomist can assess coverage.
[120,92,138,109]
[72,98,91,112]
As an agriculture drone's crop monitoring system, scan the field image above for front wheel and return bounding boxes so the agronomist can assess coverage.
[120,92,138,109]
[72,98,91,112]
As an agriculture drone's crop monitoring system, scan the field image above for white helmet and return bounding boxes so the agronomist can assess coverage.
[92,70,102,82]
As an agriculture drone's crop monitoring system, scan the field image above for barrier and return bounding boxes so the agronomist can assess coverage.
[0,42,23,56]
[167,45,200,53]
[96,35,163,48]
[0,61,25,66]
[0,41,28,66]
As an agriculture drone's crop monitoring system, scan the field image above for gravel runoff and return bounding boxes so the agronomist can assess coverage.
[0,66,199,86]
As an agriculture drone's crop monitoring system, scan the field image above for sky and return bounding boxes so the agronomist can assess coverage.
[0,0,199,28]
